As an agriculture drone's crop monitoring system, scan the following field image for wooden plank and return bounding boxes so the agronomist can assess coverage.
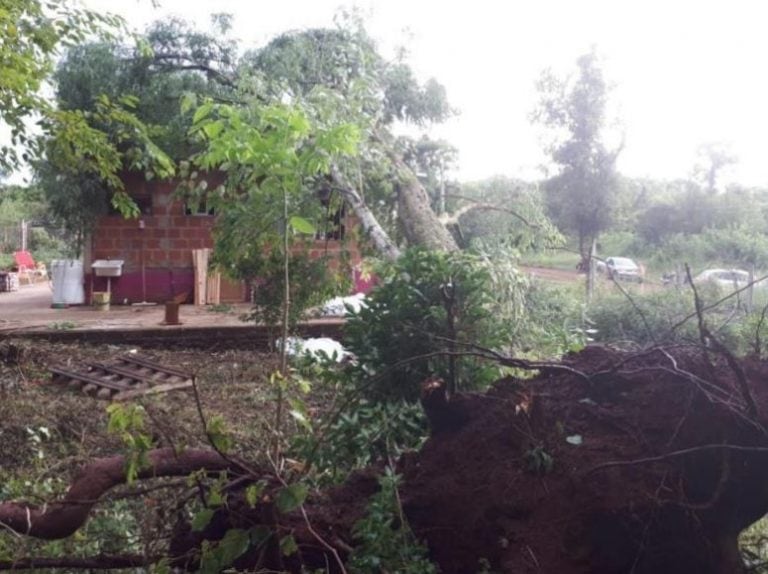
[50,366,128,391]
[220,276,247,303]
[206,271,221,305]
[192,248,209,306]
[113,380,193,401]
[117,355,192,379]
[87,362,172,386]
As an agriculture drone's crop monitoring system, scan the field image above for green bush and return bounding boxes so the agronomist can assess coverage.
[344,248,509,402]
[514,280,589,356]
[241,249,344,329]
[296,398,427,485]
[589,290,692,345]
[349,468,437,574]
[589,285,752,348]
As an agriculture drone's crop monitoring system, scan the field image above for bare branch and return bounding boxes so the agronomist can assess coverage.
[586,443,768,476]
[665,272,768,337]
[440,193,541,229]
[684,264,760,421]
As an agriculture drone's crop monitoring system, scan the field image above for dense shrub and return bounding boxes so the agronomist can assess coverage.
[344,248,509,401]
[589,284,755,349]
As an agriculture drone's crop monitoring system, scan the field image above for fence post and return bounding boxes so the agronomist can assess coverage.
[20,219,27,251]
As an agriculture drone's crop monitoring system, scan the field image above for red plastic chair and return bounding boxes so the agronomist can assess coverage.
[13,251,36,285]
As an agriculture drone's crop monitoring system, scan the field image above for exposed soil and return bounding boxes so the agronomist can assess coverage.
[394,345,768,573]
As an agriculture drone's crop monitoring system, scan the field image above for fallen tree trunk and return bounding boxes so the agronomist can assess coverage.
[330,164,402,261]
[390,154,459,253]
[0,448,234,539]
[330,150,459,260]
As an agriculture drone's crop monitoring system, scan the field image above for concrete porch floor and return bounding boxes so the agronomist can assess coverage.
[0,283,343,344]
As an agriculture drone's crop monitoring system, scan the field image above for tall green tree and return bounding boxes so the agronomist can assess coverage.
[0,0,123,170]
[35,16,234,253]
[532,48,622,267]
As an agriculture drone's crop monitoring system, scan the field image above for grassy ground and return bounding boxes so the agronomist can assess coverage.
[0,339,291,567]
[520,248,581,270]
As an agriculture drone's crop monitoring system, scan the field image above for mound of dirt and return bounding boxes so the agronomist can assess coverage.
[398,345,768,573]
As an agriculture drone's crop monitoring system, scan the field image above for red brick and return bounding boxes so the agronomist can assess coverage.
[169,250,188,264]
[98,238,114,249]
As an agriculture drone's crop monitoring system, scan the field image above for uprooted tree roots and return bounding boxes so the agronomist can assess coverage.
[3,345,768,573]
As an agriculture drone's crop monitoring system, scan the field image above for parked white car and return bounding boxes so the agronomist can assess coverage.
[600,257,644,282]
[693,269,752,290]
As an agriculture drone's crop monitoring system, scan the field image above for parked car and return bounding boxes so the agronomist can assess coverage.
[601,257,643,282]
[693,269,752,290]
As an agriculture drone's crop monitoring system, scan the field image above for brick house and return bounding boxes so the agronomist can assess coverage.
[84,173,363,304]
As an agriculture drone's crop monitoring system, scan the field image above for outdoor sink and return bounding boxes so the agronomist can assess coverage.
[91,259,124,277]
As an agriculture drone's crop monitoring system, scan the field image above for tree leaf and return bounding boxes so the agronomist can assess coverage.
[193,102,214,124]
[191,508,215,532]
[288,216,316,235]
[275,483,308,513]
[280,534,299,556]
[218,528,250,566]
[245,480,268,508]
[202,121,223,139]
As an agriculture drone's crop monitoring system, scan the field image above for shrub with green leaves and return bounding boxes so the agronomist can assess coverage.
[344,248,509,401]
[296,398,428,485]
[588,289,696,345]
[588,285,753,348]
[349,468,437,574]
[237,248,344,329]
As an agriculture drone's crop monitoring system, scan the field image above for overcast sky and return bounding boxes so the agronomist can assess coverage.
[61,1,768,186]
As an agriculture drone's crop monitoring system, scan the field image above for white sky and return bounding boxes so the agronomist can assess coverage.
[22,0,768,186]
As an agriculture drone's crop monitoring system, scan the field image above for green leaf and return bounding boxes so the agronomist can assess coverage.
[193,102,214,124]
[245,480,268,508]
[275,483,308,513]
[280,534,299,556]
[206,415,233,453]
[289,216,316,235]
[191,508,215,532]
[202,121,224,139]
[218,528,250,566]
[180,92,197,115]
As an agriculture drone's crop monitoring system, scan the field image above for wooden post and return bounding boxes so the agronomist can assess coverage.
[192,249,209,306]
